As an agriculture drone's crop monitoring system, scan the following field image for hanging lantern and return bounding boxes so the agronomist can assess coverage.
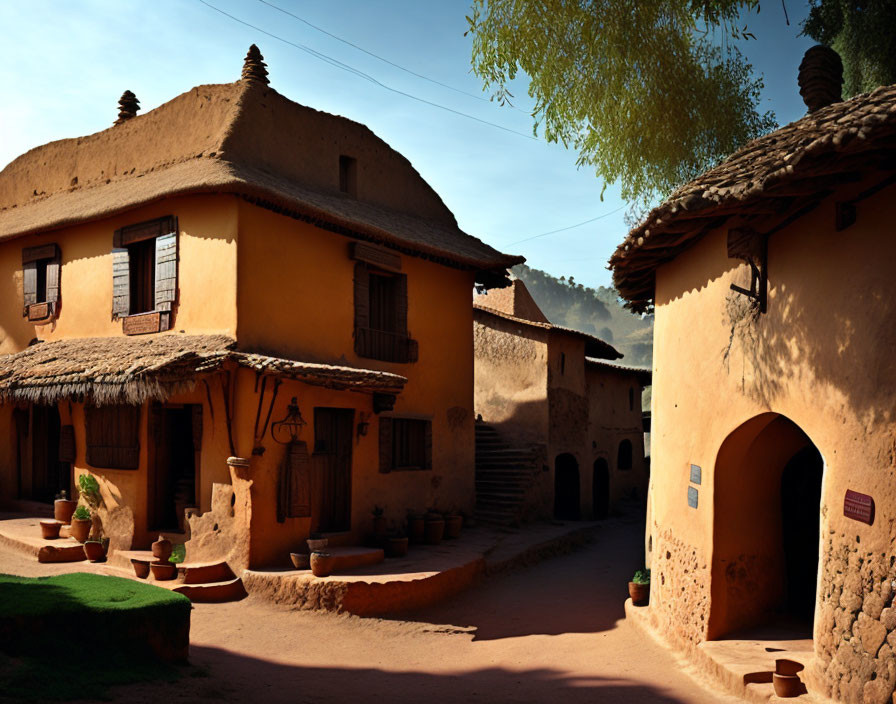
[271,397,307,444]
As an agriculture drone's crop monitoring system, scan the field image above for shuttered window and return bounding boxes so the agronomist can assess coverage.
[379,417,431,472]
[85,404,141,470]
[353,257,418,363]
[22,244,61,322]
[112,216,178,334]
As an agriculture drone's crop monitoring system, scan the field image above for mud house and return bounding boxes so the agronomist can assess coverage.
[472,279,650,525]
[0,47,521,571]
[610,48,896,704]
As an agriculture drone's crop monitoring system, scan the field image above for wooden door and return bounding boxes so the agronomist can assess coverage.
[313,408,354,533]
[29,405,65,504]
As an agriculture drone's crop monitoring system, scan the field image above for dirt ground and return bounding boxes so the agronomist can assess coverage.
[0,517,738,703]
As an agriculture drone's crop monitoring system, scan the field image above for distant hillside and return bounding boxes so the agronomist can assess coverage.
[511,264,654,368]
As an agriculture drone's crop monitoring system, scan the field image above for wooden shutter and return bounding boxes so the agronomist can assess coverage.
[278,440,311,522]
[378,416,393,473]
[22,262,37,314]
[154,231,178,332]
[354,262,370,356]
[112,248,130,319]
[86,405,140,470]
[395,274,408,336]
[45,257,60,307]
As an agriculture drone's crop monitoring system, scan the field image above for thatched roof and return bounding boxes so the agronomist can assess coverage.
[0,335,407,405]
[585,357,652,385]
[0,80,522,284]
[473,303,622,360]
[610,83,896,312]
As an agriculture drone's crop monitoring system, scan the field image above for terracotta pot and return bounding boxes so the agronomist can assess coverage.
[407,515,425,544]
[628,581,650,606]
[132,559,151,579]
[83,541,107,562]
[310,551,336,578]
[373,516,387,538]
[444,515,463,539]
[40,519,63,540]
[775,659,805,677]
[307,538,328,552]
[54,499,77,524]
[290,552,310,570]
[772,673,803,698]
[69,517,91,543]
[150,562,177,581]
[152,535,173,562]
[387,536,409,558]
[424,517,444,545]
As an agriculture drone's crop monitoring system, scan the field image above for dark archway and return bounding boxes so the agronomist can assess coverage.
[554,453,580,520]
[709,413,823,639]
[592,458,609,520]
[617,439,633,470]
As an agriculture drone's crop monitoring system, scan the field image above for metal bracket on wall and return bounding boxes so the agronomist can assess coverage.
[727,227,768,314]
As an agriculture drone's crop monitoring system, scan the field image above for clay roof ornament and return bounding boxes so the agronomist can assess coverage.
[114,90,140,125]
[798,45,843,113]
[241,44,269,87]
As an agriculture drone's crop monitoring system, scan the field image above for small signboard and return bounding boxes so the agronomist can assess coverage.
[690,464,702,485]
[122,311,162,336]
[844,490,875,525]
[687,486,699,509]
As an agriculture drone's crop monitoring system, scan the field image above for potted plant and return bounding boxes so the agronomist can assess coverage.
[424,510,445,545]
[54,490,77,524]
[443,510,463,539]
[307,532,328,552]
[69,505,91,543]
[372,505,387,540]
[78,473,101,511]
[629,568,650,606]
[387,532,409,558]
[310,551,336,578]
[407,511,425,544]
[39,519,63,540]
[83,536,110,562]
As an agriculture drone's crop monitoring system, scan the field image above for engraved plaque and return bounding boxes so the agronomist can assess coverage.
[122,311,162,336]
[844,490,874,525]
[687,486,698,509]
[690,464,702,485]
[27,303,51,321]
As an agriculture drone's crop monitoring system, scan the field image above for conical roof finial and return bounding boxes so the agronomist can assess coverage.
[798,45,843,113]
[241,44,269,86]
[114,90,140,125]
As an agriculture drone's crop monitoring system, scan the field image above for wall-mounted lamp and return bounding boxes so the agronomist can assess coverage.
[357,412,371,439]
[271,397,307,445]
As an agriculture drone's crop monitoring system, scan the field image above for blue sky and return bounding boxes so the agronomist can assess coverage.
[0,1,815,289]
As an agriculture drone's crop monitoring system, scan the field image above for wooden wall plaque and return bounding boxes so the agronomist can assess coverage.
[122,311,162,336]
[844,490,875,525]
[27,303,51,321]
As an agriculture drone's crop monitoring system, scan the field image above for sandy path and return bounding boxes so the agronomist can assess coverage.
[0,518,737,703]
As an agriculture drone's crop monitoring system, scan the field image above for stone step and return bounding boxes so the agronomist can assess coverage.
[172,577,247,603]
[179,560,235,585]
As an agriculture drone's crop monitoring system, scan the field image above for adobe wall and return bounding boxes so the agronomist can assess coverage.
[648,178,896,702]
[0,195,238,355]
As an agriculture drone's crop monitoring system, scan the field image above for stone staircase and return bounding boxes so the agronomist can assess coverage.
[112,550,247,603]
[474,422,540,526]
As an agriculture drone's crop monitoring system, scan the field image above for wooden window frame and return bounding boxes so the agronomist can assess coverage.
[379,416,432,473]
[85,404,141,470]
[22,243,61,323]
[112,216,178,335]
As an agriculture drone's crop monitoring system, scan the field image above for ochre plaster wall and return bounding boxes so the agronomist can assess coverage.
[0,195,238,354]
[647,179,896,702]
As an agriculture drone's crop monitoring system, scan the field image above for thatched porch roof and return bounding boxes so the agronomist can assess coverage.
[0,335,407,405]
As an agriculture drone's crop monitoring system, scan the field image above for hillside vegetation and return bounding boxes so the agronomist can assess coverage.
[511,264,654,368]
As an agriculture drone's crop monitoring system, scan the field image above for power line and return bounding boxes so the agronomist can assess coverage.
[197,0,538,141]
[257,0,525,112]
[507,204,627,246]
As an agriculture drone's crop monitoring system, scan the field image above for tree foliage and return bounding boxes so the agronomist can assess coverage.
[467,1,776,208]
[801,0,896,97]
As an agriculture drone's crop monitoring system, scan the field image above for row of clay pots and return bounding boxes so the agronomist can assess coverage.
[39,516,92,544]
[131,559,178,580]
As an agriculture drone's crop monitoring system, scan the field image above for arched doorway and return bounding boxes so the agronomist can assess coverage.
[593,458,609,519]
[709,413,824,639]
[554,453,580,520]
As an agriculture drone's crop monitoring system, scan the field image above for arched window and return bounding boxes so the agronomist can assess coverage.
[617,439,633,470]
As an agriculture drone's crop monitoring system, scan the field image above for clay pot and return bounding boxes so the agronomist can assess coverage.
[83,540,107,563]
[424,517,444,545]
[444,514,463,539]
[150,562,177,581]
[69,517,91,543]
[407,515,425,544]
[132,559,151,579]
[775,659,805,676]
[54,499,77,524]
[40,519,63,540]
[387,536,409,558]
[310,551,336,578]
[290,552,310,570]
[628,581,650,606]
[307,537,329,552]
[772,673,803,698]
[152,535,173,562]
